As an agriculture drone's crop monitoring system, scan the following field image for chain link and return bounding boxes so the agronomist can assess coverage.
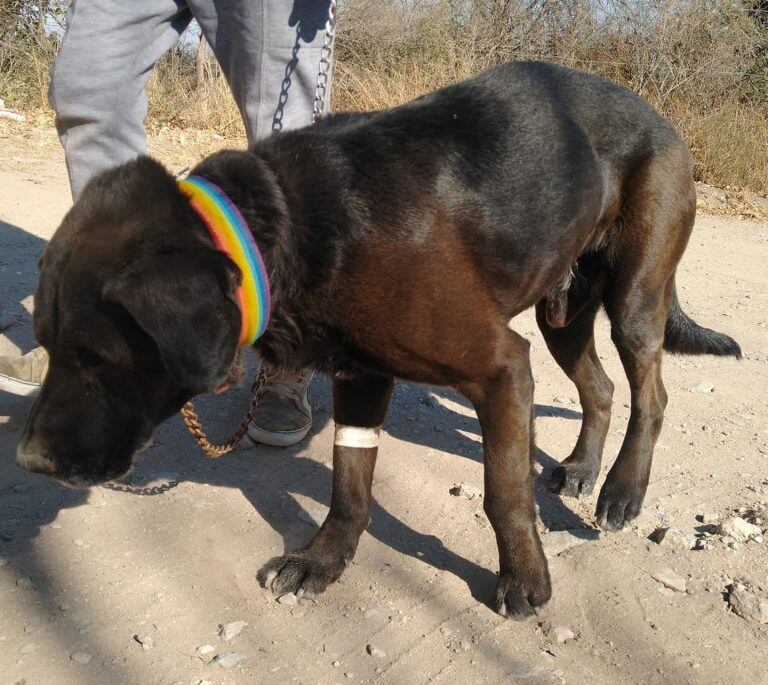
[312,0,338,124]
[181,366,269,458]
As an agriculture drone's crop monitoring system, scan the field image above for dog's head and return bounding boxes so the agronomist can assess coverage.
[16,157,244,486]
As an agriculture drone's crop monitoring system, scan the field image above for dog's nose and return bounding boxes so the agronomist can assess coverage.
[15,438,56,475]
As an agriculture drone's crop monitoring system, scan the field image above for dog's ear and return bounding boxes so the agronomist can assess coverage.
[103,247,242,394]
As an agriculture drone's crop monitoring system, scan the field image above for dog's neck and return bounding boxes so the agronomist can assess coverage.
[186,150,306,368]
[179,176,271,345]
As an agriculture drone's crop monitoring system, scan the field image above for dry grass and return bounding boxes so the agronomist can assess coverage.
[2,0,767,194]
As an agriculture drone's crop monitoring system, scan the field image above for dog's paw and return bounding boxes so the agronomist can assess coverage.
[547,459,599,498]
[493,561,552,620]
[595,478,645,531]
[258,552,346,599]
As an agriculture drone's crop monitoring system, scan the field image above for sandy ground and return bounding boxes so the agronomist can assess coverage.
[1,120,767,685]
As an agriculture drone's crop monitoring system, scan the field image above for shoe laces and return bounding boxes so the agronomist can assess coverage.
[261,367,312,401]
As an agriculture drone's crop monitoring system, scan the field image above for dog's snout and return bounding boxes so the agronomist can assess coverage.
[15,438,56,475]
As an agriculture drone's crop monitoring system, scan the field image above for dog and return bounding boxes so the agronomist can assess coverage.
[16,61,740,618]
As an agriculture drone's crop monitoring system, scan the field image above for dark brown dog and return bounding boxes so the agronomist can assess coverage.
[16,62,740,618]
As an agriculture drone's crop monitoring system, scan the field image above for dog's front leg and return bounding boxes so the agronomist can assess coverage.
[461,333,552,619]
[259,372,394,600]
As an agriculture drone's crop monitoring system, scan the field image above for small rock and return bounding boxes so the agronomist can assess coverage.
[19,643,38,654]
[212,651,248,669]
[363,608,380,619]
[219,620,248,641]
[12,483,31,493]
[197,644,216,656]
[449,482,483,500]
[728,583,768,624]
[648,527,695,550]
[367,644,386,658]
[70,651,92,664]
[651,567,687,593]
[542,529,601,556]
[16,576,33,589]
[134,634,154,651]
[717,517,762,543]
[0,556,8,568]
[77,620,93,633]
[332,660,341,667]
[277,592,298,606]
[541,621,576,644]
[698,512,720,525]
[688,381,714,394]
[554,395,575,405]
[195,681,213,685]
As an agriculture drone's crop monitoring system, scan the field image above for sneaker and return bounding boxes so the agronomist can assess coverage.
[247,368,314,447]
[0,346,49,396]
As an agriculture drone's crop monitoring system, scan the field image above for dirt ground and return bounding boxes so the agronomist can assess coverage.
[1,120,767,685]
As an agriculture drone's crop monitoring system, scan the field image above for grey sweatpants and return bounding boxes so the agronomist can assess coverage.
[50,0,333,199]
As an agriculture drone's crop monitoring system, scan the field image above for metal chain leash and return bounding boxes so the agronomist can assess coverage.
[181,366,269,458]
[312,0,338,124]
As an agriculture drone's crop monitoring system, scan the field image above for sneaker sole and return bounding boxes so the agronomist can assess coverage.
[0,374,41,397]
[247,422,312,448]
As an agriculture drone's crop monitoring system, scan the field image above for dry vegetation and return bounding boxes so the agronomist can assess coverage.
[2,0,767,192]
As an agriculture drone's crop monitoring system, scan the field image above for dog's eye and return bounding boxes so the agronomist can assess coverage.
[77,348,105,369]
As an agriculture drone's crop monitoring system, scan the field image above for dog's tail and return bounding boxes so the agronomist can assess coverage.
[664,285,741,358]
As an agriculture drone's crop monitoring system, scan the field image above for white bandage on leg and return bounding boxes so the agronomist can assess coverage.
[334,424,380,449]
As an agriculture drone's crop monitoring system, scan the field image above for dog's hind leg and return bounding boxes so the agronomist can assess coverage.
[595,147,695,531]
[258,371,394,599]
[536,284,614,498]
[460,330,551,619]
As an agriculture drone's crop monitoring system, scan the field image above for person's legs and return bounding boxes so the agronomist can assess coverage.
[191,0,334,446]
[1,0,192,396]
[51,0,193,199]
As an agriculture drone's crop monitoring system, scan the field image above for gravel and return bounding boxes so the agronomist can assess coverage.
[651,567,688,593]
[717,517,763,543]
[212,651,248,669]
[449,482,483,500]
[219,620,248,641]
[728,583,768,624]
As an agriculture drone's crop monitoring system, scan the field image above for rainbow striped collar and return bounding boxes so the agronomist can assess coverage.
[178,176,271,346]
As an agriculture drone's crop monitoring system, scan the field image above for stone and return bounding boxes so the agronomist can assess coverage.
[219,621,248,641]
[449,482,483,500]
[688,381,714,394]
[197,644,216,656]
[367,644,386,658]
[554,396,575,405]
[332,660,341,667]
[19,643,38,654]
[277,593,298,606]
[541,621,575,644]
[717,516,762,543]
[542,529,601,556]
[77,620,93,634]
[728,583,768,624]
[212,651,248,669]
[648,527,695,550]
[134,634,154,651]
[71,651,92,664]
[16,576,33,589]
[698,512,720,525]
[651,567,687,593]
